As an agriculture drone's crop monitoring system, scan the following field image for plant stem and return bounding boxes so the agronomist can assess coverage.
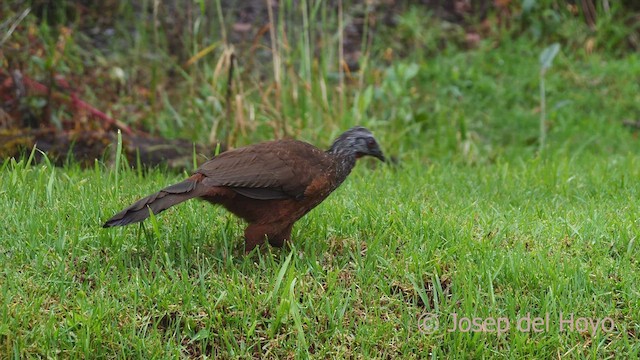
[539,71,546,153]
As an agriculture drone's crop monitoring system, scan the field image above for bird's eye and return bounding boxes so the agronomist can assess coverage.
[366,138,376,148]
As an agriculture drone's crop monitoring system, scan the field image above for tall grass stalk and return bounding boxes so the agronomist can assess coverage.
[338,0,345,117]
[538,43,560,154]
[267,0,283,135]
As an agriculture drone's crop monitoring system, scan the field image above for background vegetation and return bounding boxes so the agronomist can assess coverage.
[1,0,640,358]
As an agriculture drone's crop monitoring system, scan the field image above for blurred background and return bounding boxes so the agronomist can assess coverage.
[1,0,639,167]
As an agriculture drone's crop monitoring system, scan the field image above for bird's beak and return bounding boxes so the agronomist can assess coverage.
[373,149,386,162]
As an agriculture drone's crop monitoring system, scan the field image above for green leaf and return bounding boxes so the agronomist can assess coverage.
[523,0,537,12]
[403,63,420,81]
[191,328,210,342]
[539,43,561,72]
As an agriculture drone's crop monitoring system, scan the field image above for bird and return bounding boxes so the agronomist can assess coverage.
[103,126,385,252]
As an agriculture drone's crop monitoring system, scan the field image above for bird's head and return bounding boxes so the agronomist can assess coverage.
[328,126,385,162]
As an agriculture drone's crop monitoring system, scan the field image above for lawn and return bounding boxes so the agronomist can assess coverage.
[2,142,640,358]
[2,1,640,358]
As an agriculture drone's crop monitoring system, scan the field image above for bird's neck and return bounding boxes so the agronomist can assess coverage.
[326,148,357,184]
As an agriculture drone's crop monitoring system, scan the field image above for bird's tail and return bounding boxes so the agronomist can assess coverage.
[103,178,203,228]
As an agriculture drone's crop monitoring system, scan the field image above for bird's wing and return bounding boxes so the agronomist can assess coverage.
[196,140,332,200]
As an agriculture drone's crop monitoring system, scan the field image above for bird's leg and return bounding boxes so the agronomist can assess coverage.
[244,222,294,252]
[267,223,293,248]
[244,224,269,253]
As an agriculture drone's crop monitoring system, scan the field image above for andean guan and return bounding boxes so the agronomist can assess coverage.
[103,126,385,252]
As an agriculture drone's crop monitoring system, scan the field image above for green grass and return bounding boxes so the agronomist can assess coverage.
[2,148,639,358]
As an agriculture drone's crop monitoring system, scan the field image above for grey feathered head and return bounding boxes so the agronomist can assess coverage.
[328,126,385,162]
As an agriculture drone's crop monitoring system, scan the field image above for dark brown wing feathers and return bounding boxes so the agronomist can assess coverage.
[197,140,332,200]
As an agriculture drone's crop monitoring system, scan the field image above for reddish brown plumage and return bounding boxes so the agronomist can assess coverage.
[103,127,385,252]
